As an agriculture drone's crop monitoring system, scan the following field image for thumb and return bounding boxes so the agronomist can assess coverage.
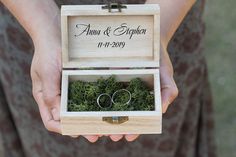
[41,69,61,121]
[160,71,178,113]
[159,44,179,113]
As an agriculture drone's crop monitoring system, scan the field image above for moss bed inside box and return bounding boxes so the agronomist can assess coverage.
[67,75,155,111]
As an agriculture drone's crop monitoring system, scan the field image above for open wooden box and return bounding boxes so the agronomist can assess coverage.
[60,3,162,135]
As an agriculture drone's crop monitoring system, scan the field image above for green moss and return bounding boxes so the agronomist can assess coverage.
[68,75,155,111]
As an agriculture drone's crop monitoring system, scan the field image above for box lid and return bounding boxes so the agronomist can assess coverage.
[61,4,160,68]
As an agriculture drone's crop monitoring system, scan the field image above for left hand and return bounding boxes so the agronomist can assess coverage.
[107,42,179,142]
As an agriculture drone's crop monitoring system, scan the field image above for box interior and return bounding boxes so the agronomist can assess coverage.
[66,73,157,112]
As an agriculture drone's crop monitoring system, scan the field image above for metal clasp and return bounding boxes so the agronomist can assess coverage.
[102,116,129,124]
[102,2,127,12]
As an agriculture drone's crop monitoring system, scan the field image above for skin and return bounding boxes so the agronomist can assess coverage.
[0,0,195,143]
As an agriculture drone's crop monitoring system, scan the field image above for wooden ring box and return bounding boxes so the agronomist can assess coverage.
[60,3,162,135]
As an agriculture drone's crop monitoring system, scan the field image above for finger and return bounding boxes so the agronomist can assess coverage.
[34,92,62,134]
[31,69,43,96]
[70,135,79,138]
[40,66,61,108]
[51,97,61,121]
[125,134,140,142]
[31,70,61,134]
[32,61,61,117]
[160,76,178,113]
[159,45,178,113]
[39,67,61,120]
[109,135,123,142]
[83,135,99,143]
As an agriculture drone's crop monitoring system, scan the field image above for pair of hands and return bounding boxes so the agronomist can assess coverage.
[30,21,178,143]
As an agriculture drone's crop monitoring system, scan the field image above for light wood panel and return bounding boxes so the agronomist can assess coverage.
[61,4,160,68]
[61,116,162,135]
[60,69,162,135]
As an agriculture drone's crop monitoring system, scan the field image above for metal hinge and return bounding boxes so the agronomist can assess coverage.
[102,2,127,12]
[103,116,129,124]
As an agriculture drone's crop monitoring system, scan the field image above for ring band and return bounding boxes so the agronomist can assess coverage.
[111,89,131,106]
[97,93,112,109]
[96,89,132,109]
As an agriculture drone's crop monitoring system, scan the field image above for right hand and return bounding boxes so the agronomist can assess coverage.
[30,14,101,143]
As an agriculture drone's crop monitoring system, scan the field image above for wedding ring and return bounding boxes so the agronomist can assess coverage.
[97,93,112,109]
[97,89,132,109]
[111,89,131,106]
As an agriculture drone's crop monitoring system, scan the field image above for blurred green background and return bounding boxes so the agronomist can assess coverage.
[204,0,236,157]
